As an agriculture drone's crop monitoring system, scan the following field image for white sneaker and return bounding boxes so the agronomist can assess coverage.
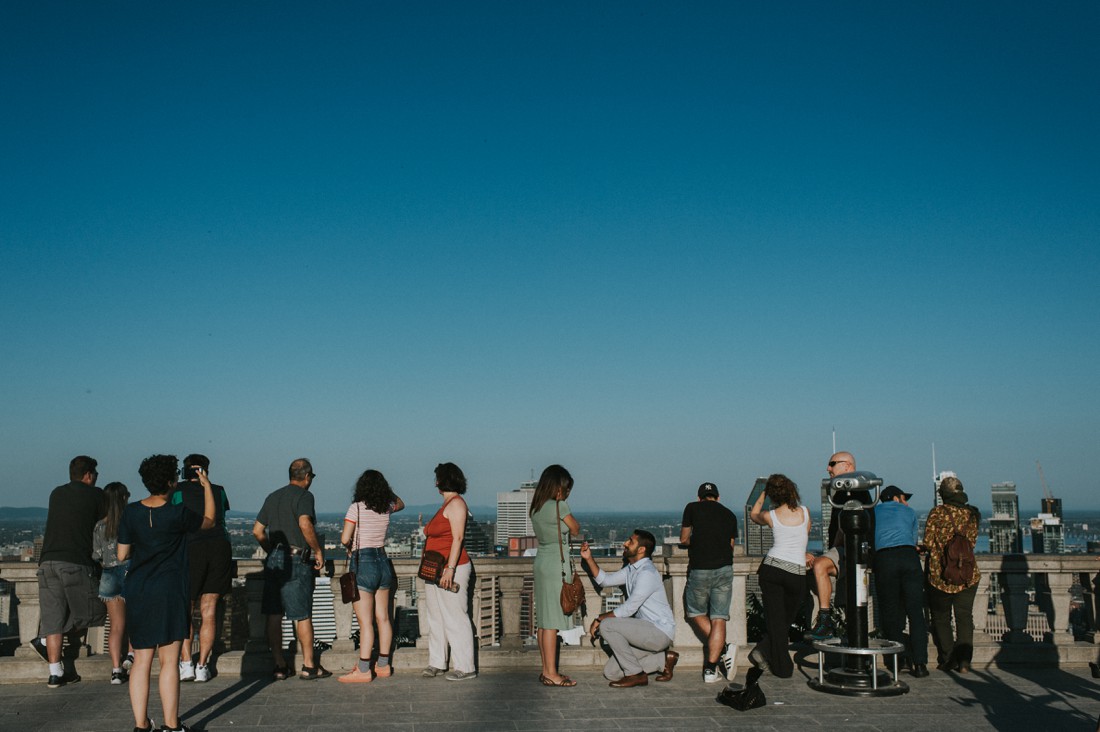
[122,654,134,671]
[179,661,195,682]
[703,668,721,683]
[194,664,211,682]
[719,643,735,677]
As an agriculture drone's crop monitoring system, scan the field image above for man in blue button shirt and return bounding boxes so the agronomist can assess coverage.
[873,485,929,677]
[580,530,677,687]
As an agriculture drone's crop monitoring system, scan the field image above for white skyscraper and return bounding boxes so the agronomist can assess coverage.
[496,481,536,545]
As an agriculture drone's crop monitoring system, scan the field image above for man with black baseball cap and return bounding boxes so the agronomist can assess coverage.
[873,485,928,677]
[678,482,738,682]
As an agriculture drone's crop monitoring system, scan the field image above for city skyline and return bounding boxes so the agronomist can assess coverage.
[2,3,1097,515]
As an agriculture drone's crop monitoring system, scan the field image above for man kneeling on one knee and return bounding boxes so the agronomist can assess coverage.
[579,531,678,687]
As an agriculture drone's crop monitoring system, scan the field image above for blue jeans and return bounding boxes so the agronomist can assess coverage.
[98,564,128,600]
[261,549,315,621]
[354,547,395,593]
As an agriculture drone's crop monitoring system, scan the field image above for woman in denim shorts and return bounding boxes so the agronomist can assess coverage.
[337,470,404,683]
[93,482,131,684]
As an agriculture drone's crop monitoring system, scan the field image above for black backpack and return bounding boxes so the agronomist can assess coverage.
[941,530,976,585]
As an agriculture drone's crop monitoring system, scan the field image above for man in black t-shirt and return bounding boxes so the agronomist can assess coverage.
[678,482,738,683]
[36,455,107,688]
[170,453,232,682]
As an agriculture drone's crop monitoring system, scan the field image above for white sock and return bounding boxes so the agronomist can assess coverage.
[49,662,63,676]
[181,660,193,669]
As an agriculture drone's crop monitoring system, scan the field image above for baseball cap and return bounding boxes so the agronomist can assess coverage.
[698,482,719,498]
[880,485,913,502]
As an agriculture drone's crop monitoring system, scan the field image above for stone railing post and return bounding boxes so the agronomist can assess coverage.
[1042,569,1075,644]
[497,572,525,650]
[327,573,356,653]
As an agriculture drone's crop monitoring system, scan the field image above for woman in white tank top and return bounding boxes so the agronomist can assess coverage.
[747,474,812,679]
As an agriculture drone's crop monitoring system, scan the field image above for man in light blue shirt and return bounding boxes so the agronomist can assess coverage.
[873,485,929,678]
[580,530,677,687]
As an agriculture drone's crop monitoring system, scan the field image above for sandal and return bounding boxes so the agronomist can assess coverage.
[539,673,577,687]
[272,665,293,681]
[299,665,332,680]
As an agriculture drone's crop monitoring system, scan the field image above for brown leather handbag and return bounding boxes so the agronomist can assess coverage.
[557,501,585,615]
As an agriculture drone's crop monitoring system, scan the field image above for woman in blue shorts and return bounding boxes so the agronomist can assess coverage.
[93,481,131,684]
[338,469,404,683]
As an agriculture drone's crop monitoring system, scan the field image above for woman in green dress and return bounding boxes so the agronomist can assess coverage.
[530,465,581,686]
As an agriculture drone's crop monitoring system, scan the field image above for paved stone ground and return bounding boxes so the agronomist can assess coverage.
[2,662,1099,732]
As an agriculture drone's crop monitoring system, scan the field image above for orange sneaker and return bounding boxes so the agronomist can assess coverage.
[374,664,392,678]
[338,667,374,683]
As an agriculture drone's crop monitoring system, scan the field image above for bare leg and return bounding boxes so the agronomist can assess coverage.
[128,648,156,728]
[813,557,837,610]
[537,628,565,681]
[354,592,376,662]
[373,588,393,659]
[706,618,727,664]
[296,619,315,669]
[198,594,219,666]
[107,599,126,668]
[181,600,195,664]
[45,633,63,664]
[156,641,183,729]
[267,615,285,668]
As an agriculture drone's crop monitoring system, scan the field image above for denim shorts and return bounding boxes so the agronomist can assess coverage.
[261,549,315,621]
[685,565,733,619]
[353,547,395,593]
[98,564,127,600]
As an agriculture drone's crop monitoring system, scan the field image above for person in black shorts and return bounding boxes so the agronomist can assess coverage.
[170,454,232,683]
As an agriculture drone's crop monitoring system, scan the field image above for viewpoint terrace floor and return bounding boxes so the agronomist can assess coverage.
[2,660,1099,732]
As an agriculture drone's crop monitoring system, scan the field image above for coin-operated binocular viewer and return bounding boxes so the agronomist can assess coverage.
[808,471,908,697]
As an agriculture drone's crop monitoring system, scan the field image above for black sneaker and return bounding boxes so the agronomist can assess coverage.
[47,671,80,688]
[30,637,49,662]
[111,669,129,684]
[160,725,191,731]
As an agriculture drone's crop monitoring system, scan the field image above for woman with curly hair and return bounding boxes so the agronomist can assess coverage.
[119,455,214,732]
[338,469,404,683]
[747,473,813,678]
[92,481,131,684]
[421,462,476,681]
[529,464,581,686]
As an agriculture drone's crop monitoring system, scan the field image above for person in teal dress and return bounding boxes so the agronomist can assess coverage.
[119,455,215,732]
[530,465,582,687]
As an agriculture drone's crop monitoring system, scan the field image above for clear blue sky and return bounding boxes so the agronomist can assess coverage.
[2,2,1097,516]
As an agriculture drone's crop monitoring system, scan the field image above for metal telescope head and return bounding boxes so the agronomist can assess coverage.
[821,471,883,509]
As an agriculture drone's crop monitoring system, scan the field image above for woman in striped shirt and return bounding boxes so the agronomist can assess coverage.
[338,469,404,683]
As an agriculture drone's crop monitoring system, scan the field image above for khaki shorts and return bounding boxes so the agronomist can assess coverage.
[37,561,106,635]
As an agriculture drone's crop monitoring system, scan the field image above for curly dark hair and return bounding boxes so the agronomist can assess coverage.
[434,462,467,494]
[354,469,396,514]
[139,454,178,496]
[765,473,801,510]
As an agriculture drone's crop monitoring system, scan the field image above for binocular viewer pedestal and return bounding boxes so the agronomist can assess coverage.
[808,470,909,697]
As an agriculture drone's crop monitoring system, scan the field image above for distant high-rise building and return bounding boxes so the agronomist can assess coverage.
[464,515,493,555]
[495,482,536,545]
[744,477,772,557]
[990,482,1023,554]
[1030,488,1066,554]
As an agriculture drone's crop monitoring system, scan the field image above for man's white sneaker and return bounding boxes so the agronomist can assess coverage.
[703,668,721,683]
[719,643,736,677]
[194,664,211,682]
[179,661,195,682]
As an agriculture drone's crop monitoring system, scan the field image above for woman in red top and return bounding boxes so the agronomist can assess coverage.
[421,462,476,681]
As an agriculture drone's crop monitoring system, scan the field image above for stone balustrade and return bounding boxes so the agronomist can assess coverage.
[2,553,1097,678]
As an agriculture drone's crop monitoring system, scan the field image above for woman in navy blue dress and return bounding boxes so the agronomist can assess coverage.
[119,455,214,732]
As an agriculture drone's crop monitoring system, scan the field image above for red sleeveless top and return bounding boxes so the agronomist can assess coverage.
[424,499,470,566]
